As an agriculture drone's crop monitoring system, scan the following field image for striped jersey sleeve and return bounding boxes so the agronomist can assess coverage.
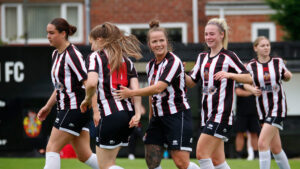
[279,58,287,76]
[126,58,138,79]
[189,53,203,83]
[65,45,87,82]
[87,51,100,73]
[158,53,181,84]
[225,51,248,74]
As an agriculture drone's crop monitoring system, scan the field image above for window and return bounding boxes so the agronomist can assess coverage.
[1,3,83,44]
[251,22,276,42]
[117,23,187,44]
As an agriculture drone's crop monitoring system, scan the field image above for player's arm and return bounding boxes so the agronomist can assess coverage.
[185,73,197,88]
[235,87,253,97]
[80,72,98,112]
[37,90,56,121]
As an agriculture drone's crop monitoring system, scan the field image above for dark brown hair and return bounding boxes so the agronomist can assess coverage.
[50,18,77,40]
[90,22,142,73]
[147,19,172,51]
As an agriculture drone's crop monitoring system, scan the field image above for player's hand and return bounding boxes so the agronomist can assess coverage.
[114,86,132,100]
[129,113,141,128]
[283,71,292,81]
[251,86,262,96]
[80,98,92,113]
[93,108,101,127]
[37,106,51,121]
[214,71,232,81]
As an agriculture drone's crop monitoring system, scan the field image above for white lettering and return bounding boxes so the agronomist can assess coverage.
[0,100,5,107]
[14,61,24,82]
[4,61,24,83]
[5,62,14,82]
[0,139,7,146]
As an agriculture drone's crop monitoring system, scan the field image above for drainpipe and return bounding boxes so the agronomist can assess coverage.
[85,0,90,45]
[192,0,199,43]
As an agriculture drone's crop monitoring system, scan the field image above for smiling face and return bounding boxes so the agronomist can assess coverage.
[47,24,65,48]
[254,38,271,59]
[148,31,168,58]
[204,24,224,49]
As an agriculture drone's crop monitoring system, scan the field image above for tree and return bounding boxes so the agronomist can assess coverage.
[265,0,300,40]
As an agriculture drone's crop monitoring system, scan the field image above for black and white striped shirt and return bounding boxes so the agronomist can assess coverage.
[87,49,137,117]
[189,48,248,126]
[146,52,190,117]
[247,57,288,120]
[51,44,87,110]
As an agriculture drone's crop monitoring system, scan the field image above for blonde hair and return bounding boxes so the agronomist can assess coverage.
[206,18,229,49]
[89,22,142,73]
[147,19,172,51]
[253,36,270,48]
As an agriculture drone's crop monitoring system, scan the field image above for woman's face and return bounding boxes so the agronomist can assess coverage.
[254,39,271,58]
[46,24,65,48]
[89,37,102,51]
[149,31,168,58]
[204,24,224,49]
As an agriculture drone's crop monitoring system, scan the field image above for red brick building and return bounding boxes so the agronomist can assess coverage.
[0,0,285,45]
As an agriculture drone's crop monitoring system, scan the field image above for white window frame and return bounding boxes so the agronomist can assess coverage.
[61,3,83,43]
[116,23,188,43]
[251,22,276,42]
[1,3,83,44]
[1,3,23,43]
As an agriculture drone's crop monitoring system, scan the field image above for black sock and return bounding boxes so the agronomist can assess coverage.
[236,151,243,158]
[254,150,259,158]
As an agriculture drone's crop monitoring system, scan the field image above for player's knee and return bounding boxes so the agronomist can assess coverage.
[258,140,269,151]
[211,158,223,166]
[196,151,206,160]
[173,159,189,169]
[271,146,282,154]
[77,155,86,163]
[46,142,58,153]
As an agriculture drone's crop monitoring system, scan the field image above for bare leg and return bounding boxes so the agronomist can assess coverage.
[211,141,225,166]
[71,130,92,162]
[145,144,164,169]
[96,146,121,169]
[170,150,190,169]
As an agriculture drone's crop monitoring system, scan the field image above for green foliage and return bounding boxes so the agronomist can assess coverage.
[265,0,300,40]
[0,39,7,46]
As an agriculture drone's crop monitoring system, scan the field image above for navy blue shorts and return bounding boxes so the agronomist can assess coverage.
[201,121,232,142]
[235,115,261,133]
[96,110,135,149]
[144,109,193,152]
[54,109,90,136]
[264,116,284,130]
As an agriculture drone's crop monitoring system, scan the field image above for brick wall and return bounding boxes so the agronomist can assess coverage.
[207,15,286,42]
[90,0,206,43]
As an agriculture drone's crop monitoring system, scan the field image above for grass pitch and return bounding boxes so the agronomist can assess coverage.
[0,158,300,169]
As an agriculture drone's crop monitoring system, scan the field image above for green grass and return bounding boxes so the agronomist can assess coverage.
[0,158,300,169]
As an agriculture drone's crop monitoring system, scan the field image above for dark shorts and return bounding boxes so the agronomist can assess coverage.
[144,109,193,152]
[54,109,90,136]
[201,121,232,142]
[235,115,261,133]
[264,116,284,130]
[96,110,135,149]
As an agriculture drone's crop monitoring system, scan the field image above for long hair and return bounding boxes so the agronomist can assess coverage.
[206,18,229,49]
[50,18,76,40]
[90,22,142,73]
[147,19,172,51]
